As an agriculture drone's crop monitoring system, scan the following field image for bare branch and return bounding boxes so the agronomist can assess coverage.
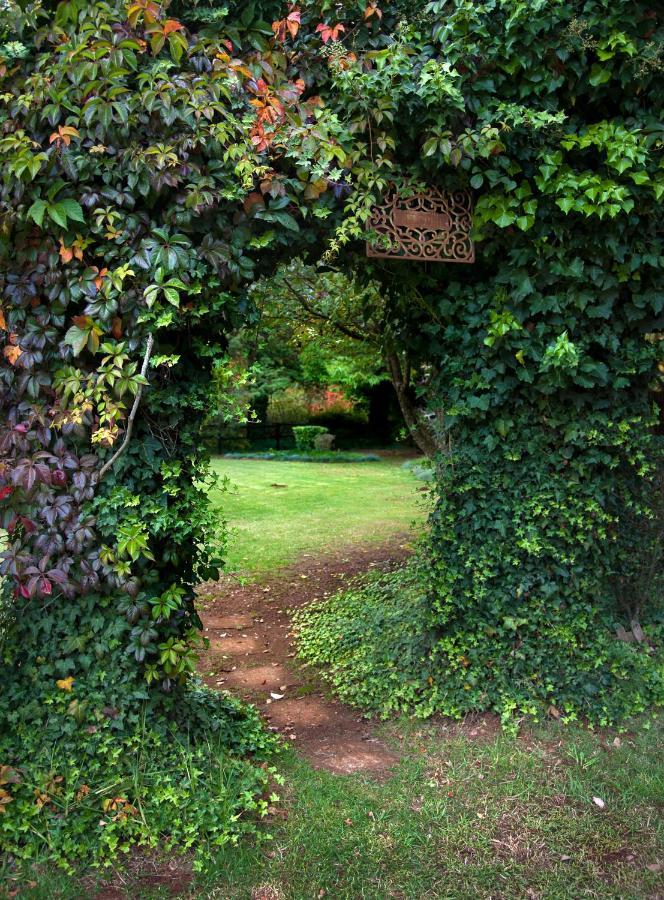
[98,333,154,480]
[281,277,368,342]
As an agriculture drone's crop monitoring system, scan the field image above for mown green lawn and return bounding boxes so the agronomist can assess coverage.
[208,456,426,576]
[14,717,664,899]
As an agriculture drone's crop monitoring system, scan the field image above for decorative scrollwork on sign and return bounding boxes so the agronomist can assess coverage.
[366,187,474,263]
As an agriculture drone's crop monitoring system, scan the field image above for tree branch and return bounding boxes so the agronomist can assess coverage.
[281,277,368,342]
[98,333,154,480]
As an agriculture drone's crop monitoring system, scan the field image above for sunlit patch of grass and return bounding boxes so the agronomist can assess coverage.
[208,457,427,576]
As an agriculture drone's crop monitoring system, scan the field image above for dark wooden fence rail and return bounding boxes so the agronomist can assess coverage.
[209,419,396,453]
[213,422,298,454]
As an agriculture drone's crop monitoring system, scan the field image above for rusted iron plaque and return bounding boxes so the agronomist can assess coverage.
[366,187,474,263]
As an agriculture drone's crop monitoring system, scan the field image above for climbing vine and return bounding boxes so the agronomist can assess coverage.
[291,0,664,724]
[0,0,663,868]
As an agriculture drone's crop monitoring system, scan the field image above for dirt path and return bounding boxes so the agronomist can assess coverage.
[197,537,412,777]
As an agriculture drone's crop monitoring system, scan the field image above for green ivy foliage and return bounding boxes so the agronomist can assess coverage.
[1,0,663,871]
[289,0,664,725]
[0,559,279,869]
[0,0,322,867]
[294,565,437,717]
[414,0,664,724]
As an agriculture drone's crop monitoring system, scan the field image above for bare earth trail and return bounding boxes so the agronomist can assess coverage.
[197,537,413,777]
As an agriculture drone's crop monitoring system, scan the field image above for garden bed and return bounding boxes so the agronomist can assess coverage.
[222,450,381,463]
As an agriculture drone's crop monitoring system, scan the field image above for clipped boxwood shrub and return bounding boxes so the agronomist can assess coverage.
[292,426,329,451]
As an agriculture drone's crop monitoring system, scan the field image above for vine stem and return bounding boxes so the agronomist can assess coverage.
[98,333,154,481]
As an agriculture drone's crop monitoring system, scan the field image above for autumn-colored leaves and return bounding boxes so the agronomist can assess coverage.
[263,3,384,152]
[49,125,80,149]
[315,22,346,44]
[1,306,21,366]
[272,4,382,47]
[127,0,186,58]
[0,767,21,815]
[272,7,302,43]
[248,75,306,152]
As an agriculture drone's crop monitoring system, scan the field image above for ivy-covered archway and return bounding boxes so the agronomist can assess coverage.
[1,0,662,867]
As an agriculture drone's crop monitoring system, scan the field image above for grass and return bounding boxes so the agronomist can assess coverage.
[11,717,663,899]
[192,718,663,900]
[209,456,427,576]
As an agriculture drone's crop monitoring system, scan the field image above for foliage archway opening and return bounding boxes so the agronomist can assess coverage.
[1,0,662,868]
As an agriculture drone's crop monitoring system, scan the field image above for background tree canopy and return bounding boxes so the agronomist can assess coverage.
[0,0,662,867]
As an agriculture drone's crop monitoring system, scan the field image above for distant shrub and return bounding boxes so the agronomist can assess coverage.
[314,432,335,451]
[267,387,310,424]
[308,388,357,418]
[309,408,369,429]
[221,451,380,463]
[292,426,328,450]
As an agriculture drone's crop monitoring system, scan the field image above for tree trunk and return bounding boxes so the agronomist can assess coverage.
[385,350,440,458]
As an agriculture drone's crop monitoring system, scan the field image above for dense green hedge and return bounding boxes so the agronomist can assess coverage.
[417,0,664,724]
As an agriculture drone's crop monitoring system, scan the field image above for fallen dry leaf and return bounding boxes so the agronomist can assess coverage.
[592,796,605,809]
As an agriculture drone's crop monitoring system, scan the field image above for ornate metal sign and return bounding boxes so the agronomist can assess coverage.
[366,187,474,263]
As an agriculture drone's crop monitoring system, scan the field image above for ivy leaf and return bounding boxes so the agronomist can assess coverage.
[589,65,611,86]
[64,316,103,355]
[27,199,47,227]
[63,326,88,356]
[422,137,438,157]
[48,199,85,229]
[258,209,300,231]
[494,211,514,228]
[556,197,575,214]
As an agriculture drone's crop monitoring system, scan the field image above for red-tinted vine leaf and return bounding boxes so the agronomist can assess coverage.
[272,8,301,43]
[316,22,346,43]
